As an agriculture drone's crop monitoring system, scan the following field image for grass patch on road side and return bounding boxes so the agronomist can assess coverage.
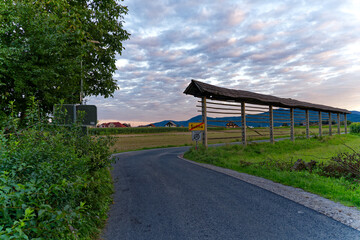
[184,134,360,208]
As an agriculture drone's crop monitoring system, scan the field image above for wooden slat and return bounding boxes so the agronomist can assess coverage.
[245,109,268,112]
[203,106,244,111]
[198,110,240,115]
[246,121,271,123]
[208,119,242,123]
[202,101,242,108]
[246,115,270,120]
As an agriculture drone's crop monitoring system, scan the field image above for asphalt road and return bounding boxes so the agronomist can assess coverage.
[101,147,360,240]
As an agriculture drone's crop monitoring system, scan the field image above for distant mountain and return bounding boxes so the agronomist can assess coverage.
[152,110,360,127]
[348,111,360,122]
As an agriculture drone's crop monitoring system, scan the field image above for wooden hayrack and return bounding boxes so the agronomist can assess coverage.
[184,80,350,148]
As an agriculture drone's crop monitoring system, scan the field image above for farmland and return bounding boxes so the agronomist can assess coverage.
[93,126,346,152]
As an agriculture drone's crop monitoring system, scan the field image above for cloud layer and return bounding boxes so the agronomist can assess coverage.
[88,0,360,123]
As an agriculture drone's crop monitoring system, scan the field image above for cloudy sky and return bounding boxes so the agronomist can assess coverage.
[88,0,360,125]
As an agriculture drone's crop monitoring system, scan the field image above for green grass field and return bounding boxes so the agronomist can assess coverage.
[184,134,360,208]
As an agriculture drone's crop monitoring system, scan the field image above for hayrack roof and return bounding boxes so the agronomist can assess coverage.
[184,80,350,114]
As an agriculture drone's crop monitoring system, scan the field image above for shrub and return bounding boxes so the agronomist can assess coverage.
[0,101,114,239]
[317,152,360,179]
[350,122,360,134]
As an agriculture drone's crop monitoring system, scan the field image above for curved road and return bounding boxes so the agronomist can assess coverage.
[101,147,360,240]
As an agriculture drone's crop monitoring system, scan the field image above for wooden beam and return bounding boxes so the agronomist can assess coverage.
[306,109,310,139]
[337,113,341,135]
[201,97,208,148]
[290,108,295,142]
[318,111,322,137]
[269,106,274,144]
[344,114,348,134]
[241,102,247,146]
[329,112,332,136]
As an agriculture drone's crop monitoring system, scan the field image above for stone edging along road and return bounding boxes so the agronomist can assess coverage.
[178,155,360,231]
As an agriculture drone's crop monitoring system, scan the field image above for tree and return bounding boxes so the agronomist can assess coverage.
[0,0,130,117]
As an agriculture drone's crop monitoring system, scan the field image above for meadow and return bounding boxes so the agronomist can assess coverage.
[94,126,346,152]
[184,134,360,209]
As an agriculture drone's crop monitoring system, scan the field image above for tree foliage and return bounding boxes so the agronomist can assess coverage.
[0,0,130,116]
[0,100,115,239]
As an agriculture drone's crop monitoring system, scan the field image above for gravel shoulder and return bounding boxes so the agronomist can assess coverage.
[179,154,360,231]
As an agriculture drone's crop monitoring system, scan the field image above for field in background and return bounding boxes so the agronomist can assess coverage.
[99,126,346,152]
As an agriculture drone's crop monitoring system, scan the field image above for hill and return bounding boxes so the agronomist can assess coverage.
[152,110,360,127]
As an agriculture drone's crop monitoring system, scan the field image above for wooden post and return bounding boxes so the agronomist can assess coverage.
[290,108,295,142]
[306,109,310,139]
[318,111,322,137]
[269,106,274,144]
[344,114,348,134]
[201,97,208,148]
[328,112,332,136]
[337,113,341,135]
[241,102,247,146]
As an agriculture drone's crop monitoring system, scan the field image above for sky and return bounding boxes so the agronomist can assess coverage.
[88,0,360,126]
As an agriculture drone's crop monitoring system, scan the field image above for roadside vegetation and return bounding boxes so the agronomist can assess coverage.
[184,132,360,209]
[0,101,115,239]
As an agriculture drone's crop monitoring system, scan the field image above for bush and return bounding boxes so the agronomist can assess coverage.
[317,152,360,179]
[350,122,360,134]
[0,101,115,239]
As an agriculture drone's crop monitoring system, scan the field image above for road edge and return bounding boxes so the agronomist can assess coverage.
[178,154,360,231]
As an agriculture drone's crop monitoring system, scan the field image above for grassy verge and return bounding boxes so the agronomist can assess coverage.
[184,134,360,208]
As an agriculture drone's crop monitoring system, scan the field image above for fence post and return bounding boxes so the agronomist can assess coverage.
[318,111,322,137]
[241,102,247,146]
[269,106,274,144]
[290,108,295,142]
[201,97,208,148]
[306,109,310,139]
[344,114,348,134]
[329,112,332,136]
[337,113,341,135]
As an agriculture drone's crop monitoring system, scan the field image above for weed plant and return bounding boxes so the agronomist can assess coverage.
[0,99,115,239]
